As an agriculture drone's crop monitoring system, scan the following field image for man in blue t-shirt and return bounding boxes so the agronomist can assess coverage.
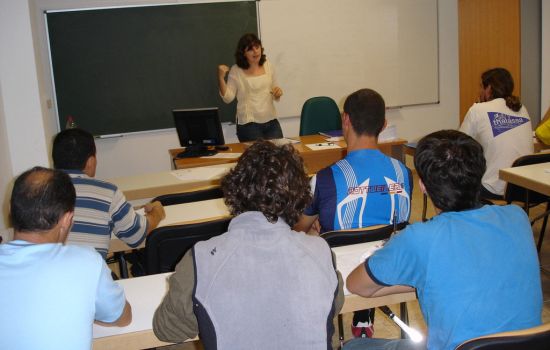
[295,88,412,337]
[0,167,132,350]
[345,130,542,350]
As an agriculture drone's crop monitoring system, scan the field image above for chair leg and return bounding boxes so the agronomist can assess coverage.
[536,203,550,253]
[338,314,344,349]
[115,252,129,279]
[399,302,409,339]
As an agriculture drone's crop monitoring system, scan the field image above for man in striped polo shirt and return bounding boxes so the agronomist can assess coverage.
[52,128,165,259]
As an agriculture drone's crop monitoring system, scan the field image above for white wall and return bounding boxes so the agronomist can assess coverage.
[0,1,50,230]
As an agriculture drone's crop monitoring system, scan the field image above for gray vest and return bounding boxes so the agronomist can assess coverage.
[192,212,338,349]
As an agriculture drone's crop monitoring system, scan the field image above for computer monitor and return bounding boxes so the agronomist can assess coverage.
[173,108,226,158]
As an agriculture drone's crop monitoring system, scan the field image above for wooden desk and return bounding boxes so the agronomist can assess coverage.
[109,198,230,254]
[499,162,550,197]
[170,135,407,174]
[94,241,417,350]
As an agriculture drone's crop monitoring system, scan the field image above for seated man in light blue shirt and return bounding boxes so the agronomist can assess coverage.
[0,167,132,350]
[345,130,542,350]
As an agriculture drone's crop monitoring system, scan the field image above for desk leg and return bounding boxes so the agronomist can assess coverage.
[399,302,409,339]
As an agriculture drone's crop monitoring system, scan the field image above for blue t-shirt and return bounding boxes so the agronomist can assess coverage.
[304,149,412,232]
[366,204,542,350]
[0,241,126,350]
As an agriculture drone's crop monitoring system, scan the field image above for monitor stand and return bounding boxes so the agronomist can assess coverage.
[176,145,218,158]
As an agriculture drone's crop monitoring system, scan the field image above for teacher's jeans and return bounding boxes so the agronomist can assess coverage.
[236,119,283,142]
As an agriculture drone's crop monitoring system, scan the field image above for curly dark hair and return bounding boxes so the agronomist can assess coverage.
[221,140,311,226]
[234,33,266,69]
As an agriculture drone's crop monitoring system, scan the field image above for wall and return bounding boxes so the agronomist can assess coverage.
[0,0,460,230]
[521,0,542,122]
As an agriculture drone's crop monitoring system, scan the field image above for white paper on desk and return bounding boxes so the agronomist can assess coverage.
[170,164,232,181]
[333,241,384,295]
[270,137,301,145]
[325,136,344,142]
[306,143,342,151]
[201,152,241,159]
[378,124,397,142]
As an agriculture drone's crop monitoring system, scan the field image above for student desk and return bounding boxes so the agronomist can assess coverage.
[170,135,407,174]
[108,163,235,201]
[499,162,550,197]
[109,198,230,254]
[94,241,417,350]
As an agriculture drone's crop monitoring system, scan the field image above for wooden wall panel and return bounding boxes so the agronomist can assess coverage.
[458,0,521,122]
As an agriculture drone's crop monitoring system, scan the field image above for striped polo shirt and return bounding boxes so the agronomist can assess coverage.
[63,170,148,258]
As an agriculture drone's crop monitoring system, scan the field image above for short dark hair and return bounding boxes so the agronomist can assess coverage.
[221,141,311,226]
[414,130,486,212]
[52,128,96,170]
[343,88,385,137]
[234,33,266,69]
[481,67,522,112]
[10,167,75,232]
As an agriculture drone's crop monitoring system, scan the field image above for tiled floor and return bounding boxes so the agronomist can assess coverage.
[155,168,550,349]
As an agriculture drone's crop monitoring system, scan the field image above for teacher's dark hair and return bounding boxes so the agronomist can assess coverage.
[481,67,522,112]
[10,167,75,232]
[221,141,311,226]
[414,130,485,212]
[344,88,386,137]
[52,128,96,170]
[235,33,266,69]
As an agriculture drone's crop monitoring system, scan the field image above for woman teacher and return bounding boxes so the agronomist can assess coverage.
[218,33,284,142]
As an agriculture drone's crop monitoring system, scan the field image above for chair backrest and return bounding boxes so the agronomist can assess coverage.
[152,187,224,206]
[455,322,550,350]
[145,217,231,274]
[504,153,550,205]
[320,222,408,248]
[299,96,341,136]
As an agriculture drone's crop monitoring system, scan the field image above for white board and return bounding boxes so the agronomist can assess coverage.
[259,0,439,117]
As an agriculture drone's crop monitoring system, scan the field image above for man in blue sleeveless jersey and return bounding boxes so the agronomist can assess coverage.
[295,88,412,337]
[52,128,165,259]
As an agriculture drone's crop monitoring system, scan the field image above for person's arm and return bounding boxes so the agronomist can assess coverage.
[218,64,229,96]
[95,301,132,327]
[153,250,199,342]
[346,259,414,298]
[269,61,283,101]
[94,259,133,327]
[144,201,166,235]
[294,214,319,235]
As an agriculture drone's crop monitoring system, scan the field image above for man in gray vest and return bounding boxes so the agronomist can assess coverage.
[153,141,344,349]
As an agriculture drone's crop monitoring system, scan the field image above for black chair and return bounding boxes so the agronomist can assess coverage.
[321,222,409,343]
[503,153,550,253]
[152,186,224,206]
[145,218,231,275]
[455,322,550,350]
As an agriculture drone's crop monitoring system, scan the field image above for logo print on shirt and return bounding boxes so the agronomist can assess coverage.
[488,112,529,137]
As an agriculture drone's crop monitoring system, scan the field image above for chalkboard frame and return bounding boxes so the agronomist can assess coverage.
[45,1,258,136]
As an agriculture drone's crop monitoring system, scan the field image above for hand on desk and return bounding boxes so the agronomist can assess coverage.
[144,201,166,234]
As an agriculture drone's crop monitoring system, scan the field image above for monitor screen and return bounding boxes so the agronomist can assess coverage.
[173,108,225,147]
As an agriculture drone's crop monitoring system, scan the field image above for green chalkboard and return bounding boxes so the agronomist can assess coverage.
[46,1,257,136]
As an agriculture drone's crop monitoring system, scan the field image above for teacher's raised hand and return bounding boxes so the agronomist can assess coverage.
[218,64,230,79]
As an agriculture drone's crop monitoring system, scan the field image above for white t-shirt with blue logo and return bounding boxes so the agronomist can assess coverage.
[460,98,532,195]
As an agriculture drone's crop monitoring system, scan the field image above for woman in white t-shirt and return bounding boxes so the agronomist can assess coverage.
[460,67,532,199]
[218,33,284,142]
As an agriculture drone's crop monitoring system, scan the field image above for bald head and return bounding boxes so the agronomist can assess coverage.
[10,167,75,233]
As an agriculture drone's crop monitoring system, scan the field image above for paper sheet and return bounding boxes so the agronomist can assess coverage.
[201,153,241,159]
[306,143,342,151]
